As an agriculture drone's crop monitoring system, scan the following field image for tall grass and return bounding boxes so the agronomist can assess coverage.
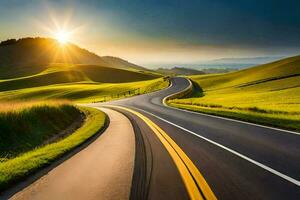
[0,100,71,112]
[0,100,81,159]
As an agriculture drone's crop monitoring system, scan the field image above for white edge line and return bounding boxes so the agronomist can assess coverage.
[129,106,300,187]
[163,78,300,136]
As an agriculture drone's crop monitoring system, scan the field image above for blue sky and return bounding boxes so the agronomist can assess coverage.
[0,0,300,66]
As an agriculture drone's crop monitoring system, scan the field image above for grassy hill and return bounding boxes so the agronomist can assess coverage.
[192,55,300,90]
[0,60,167,103]
[0,77,168,103]
[0,64,160,92]
[169,55,300,131]
[0,63,168,103]
[0,39,165,100]
[0,38,147,79]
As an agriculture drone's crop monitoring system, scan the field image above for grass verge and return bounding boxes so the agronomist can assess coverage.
[169,102,300,131]
[0,106,107,191]
[168,78,300,132]
[0,101,82,158]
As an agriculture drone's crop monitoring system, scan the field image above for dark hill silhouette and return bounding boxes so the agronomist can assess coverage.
[0,37,146,78]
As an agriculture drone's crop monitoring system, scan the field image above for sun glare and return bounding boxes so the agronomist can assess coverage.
[55,30,70,44]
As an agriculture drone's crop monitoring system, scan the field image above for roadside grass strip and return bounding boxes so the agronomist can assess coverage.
[107,105,217,200]
[0,106,107,191]
[167,78,300,132]
[0,101,82,158]
[169,102,300,133]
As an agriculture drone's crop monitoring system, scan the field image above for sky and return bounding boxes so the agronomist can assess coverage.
[0,0,300,67]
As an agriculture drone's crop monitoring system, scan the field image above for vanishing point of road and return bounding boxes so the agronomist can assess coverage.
[4,77,300,200]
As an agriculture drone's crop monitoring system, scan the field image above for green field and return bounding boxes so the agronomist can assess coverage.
[0,64,168,103]
[0,105,106,191]
[169,55,300,131]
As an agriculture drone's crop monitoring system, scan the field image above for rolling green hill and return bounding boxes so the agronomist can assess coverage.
[0,38,168,103]
[0,38,147,79]
[0,64,160,92]
[169,55,300,131]
[191,55,300,90]
[0,63,167,103]
[0,77,168,103]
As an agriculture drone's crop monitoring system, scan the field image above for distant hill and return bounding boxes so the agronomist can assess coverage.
[156,56,289,71]
[211,56,286,64]
[201,68,238,74]
[0,37,146,78]
[196,56,288,70]
[102,56,145,71]
[156,67,205,75]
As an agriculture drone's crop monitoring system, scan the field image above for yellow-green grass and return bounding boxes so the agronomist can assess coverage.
[0,77,169,103]
[0,63,168,103]
[169,55,300,131]
[0,64,161,92]
[0,101,81,159]
[0,106,106,191]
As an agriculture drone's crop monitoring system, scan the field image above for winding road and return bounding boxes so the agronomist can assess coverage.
[5,77,300,200]
[101,77,300,200]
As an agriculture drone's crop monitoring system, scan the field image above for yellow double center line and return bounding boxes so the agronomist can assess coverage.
[106,105,217,200]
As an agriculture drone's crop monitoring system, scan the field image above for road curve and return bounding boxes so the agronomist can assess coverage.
[94,77,300,200]
[4,77,300,200]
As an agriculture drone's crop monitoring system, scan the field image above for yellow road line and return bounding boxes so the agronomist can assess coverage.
[106,105,217,200]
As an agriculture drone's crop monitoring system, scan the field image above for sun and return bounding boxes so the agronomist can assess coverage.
[55,30,70,44]
[36,13,85,46]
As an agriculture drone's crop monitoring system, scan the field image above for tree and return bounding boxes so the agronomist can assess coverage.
[0,39,17,46]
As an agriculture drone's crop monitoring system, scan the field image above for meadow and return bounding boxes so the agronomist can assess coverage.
[0,64,169,103]
[169,55,300,131]
[0,77,169,103]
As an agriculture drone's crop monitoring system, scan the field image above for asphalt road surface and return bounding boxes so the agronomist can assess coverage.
[96,77,300,200]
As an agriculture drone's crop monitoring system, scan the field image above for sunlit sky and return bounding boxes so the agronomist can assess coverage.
[1,0,300,67]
